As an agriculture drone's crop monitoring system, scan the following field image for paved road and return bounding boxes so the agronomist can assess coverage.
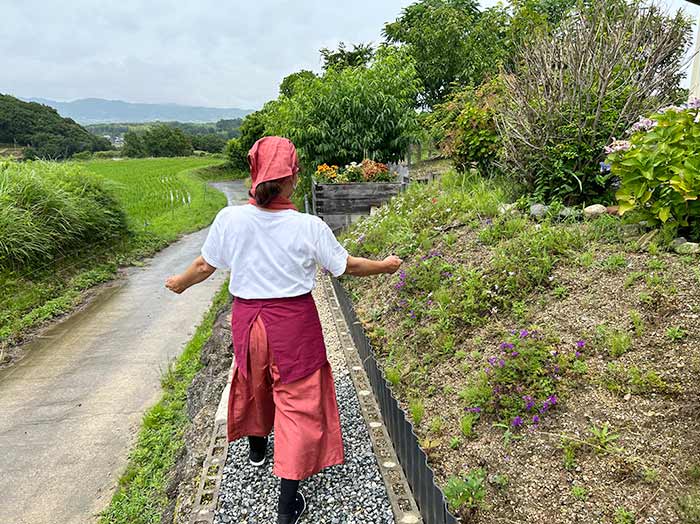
[0,181,247,524]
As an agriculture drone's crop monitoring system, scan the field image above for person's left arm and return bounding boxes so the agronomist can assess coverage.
[165,256,217,294]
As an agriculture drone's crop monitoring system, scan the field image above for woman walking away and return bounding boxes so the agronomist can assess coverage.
[165,136,402,524]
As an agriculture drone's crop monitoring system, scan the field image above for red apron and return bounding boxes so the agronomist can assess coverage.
[231,293,328,384]
[227,294,345,480]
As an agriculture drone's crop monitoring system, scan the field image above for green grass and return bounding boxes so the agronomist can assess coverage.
[84,157,227,240]
[1,157,229,348]
[99,283,230,524]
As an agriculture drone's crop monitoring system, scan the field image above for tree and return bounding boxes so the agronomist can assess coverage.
[191,133,227,153]
[279,70,317,98]
[123,131,146,158]
[383,0,490,108]
[319,42,375,71]
[267,46,421,168]
[225,109,271,170]
[122,125,193,157]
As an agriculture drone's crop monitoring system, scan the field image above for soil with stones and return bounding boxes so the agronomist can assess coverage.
[346,223,700,524]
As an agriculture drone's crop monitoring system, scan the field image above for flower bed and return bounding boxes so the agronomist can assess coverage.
[312,160,408,233]
[314,159,397,184]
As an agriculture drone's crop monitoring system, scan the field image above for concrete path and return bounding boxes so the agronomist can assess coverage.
[0,181,247,524]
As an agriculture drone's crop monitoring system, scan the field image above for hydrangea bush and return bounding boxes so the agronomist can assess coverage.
[607,100,700,237]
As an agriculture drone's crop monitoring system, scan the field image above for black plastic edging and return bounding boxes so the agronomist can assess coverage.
[331,277,458,524]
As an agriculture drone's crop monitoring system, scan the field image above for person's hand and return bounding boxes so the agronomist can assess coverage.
[382,255,403,274]
[165,275,186,294]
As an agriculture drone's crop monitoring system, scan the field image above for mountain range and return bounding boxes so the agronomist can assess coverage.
[23,97,254,124]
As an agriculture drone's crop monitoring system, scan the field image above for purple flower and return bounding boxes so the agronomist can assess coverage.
[532,415,540,424]
[499,342,515,351]
[599,161,611,173]
[488,356,498,366]
[465,407,482,413]
[523,395,535,411]
[629,117,657,134]
[575,351,582,358]
[604,139,631,154]
[576,340,586,349]
[511,351,520,357]
[498,359,505,368]
[547,395,558,406]
[409,311,416,319]
[511,416,523,428]
[519,329,530,338]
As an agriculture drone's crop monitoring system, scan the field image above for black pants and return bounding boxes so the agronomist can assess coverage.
[248,436,299,514]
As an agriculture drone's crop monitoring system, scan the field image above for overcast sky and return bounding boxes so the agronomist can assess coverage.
[1,0,698,110]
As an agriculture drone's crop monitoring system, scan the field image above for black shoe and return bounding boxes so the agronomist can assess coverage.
[248,436,268,467]
[277,492,306,524]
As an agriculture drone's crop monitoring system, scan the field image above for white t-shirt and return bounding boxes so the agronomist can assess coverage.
[201,205,349,299]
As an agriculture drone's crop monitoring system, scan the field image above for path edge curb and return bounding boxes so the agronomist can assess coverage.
[322,275,424,524]
[188,422,229,524]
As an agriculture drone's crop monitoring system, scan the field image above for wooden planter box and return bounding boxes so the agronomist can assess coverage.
[311,165,409,233]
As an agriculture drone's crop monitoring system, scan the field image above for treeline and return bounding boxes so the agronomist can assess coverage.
[88,119,242,155]
[122,125,194,158]
[0,94,112,160]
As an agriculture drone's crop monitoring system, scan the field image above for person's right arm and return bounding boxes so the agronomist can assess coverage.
[344,255,402,276]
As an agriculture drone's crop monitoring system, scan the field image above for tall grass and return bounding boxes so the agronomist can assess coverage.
[1,157,228,348]
[0,161,128,270]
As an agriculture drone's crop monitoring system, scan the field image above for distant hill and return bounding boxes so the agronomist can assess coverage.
[0,94,111,159]
[25,97,254,124]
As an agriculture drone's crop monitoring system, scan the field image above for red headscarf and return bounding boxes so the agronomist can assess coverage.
[247,136,299,210]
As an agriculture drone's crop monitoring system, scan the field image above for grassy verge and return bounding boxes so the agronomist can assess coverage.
[1,157,230,350]
[341,172,700,522]
[99,282,230,524]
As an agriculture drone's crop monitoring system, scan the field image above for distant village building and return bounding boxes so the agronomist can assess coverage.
[102,134,124,148]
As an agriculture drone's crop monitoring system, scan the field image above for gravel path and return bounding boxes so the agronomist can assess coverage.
[214,283,395,524]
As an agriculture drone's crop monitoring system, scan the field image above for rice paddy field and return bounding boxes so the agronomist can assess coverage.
[0,157,229,357]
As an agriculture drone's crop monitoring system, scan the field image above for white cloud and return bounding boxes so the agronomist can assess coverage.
[2,0,697,108]
[1,0,415,108]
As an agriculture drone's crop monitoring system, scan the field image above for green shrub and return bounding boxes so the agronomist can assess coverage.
[499,0,692,203]
[71,150,93,160]
[93,150,120,159]
[427,78,503,173]
[609,105,700,239]
[266,46,420,168]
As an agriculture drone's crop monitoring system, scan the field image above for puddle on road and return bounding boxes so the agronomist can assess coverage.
[0,280,126,376]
